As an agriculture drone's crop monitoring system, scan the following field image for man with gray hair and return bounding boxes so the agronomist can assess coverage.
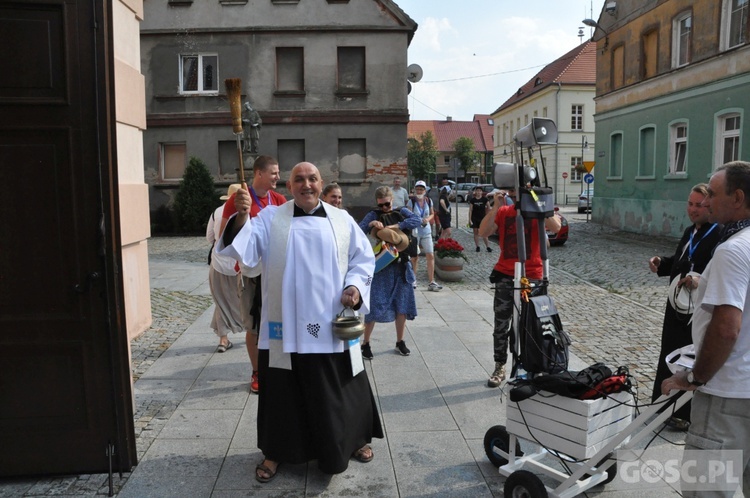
[662,161,750,496]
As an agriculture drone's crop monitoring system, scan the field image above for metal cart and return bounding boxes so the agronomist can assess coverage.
[484,387,694,497]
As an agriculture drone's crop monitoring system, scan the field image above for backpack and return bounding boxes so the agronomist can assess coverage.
[517,293,570,375]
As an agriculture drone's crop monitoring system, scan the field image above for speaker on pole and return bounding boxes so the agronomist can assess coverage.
[513,117,558,147]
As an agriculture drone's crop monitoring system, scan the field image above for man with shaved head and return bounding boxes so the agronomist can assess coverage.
[219,162,382,482]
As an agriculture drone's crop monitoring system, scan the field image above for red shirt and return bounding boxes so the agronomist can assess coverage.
[492,205,543,279]
[222,187,287,220]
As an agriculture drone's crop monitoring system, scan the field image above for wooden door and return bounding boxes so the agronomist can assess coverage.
[0,0,136,475]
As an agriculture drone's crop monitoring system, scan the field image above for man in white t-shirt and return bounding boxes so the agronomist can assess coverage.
[662,161,750,497]
[390,177,409,209]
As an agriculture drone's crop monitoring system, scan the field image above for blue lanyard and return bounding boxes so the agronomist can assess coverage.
[413,199,427,218]
[249,187,270,209]
[688,223,717,260]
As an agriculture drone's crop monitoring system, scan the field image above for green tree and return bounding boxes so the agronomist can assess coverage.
[452,137,479,176]
[407,131,438,183]
[173,156,219,233]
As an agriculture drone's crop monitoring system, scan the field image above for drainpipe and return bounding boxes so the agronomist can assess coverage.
[555,82,561,205]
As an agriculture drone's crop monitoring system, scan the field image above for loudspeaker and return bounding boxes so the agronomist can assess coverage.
[514,117,558,146]
[492,162,538,190]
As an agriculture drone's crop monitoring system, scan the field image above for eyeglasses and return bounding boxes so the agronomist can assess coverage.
[377,202,391,208]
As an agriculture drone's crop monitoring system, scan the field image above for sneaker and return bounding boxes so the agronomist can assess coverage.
[395,340,411,356]
[487,362,506,388]
[250,370,259,394]
[362,342,373,360]
[412,280,418,289]
[486,246,492,252]
[428,281,443,292]
[476,246,481,252]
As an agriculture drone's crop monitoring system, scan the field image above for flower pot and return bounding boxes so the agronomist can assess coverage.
[435,255,465,282]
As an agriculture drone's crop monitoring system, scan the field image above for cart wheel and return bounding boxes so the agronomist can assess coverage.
[483,425,523,467]
[504,470,548,498]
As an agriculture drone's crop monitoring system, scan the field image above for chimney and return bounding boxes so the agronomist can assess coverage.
[446,116,452,122]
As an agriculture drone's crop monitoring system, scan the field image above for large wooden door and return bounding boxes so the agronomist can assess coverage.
[0,0,136,475]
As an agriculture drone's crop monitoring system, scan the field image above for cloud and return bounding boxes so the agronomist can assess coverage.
[411,17,455,53]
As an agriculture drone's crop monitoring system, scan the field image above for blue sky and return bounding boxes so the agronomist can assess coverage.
[395,0,601,121]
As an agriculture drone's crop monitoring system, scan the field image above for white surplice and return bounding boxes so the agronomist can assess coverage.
[218,201,374,355]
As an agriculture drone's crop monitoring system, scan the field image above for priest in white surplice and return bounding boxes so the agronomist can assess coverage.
[219,162,382,483]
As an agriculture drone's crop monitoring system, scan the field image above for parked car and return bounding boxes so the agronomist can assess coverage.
[577,188,594,213]
[548,207,569,246]
[453,183,477,203]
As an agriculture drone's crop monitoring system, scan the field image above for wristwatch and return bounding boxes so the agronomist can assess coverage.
[687,371,704,386]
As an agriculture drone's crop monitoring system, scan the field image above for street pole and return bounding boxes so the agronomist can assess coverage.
[581,135,587,194]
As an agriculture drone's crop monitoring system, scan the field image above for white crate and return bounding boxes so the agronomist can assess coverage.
[505,384,634,460]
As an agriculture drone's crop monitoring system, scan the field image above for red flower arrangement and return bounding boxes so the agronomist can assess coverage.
[434,238,468,261]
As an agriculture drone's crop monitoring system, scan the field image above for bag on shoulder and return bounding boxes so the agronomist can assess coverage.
[519,293,570,375]
[378,210,418,261]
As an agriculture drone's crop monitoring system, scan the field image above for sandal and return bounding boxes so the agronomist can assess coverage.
[217,340,233,353]
[255,459,279,483]
[352,445,374,463]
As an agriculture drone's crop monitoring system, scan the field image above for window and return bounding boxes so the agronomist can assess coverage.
[542,107,548,117]
[570,157,582,182]
[721,0,748,50]
[161,143,186,180]
[276,47,304,93]
[218,141,239,177]
[669,123,688,174]
[337,47,366,93]
[638,126,656,177]
[571,105,583,131]
[716,113,742,166]
[277,140,305,177]
[444,155,451,164]
[642,30,658,79]
[180,54,218,94]
[338,139,366,182]
[612,45,625,89]
[524,115,529,126]
[609,133,623,178]
[672,12,692,67]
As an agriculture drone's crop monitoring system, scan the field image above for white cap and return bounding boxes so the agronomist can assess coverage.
[415,180,427,188]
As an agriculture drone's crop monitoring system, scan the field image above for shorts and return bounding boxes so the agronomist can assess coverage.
[239,275,260,333]
[416,234,434,254]
[438,214,451,229]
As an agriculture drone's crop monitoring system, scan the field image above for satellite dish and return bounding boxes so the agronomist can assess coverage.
[407,64,423,83]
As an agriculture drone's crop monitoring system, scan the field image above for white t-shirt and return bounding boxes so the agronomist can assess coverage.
[692,227,750,398]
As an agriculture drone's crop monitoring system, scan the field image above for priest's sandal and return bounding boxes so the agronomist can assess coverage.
[255,459,280,483]
[352,445,374,463]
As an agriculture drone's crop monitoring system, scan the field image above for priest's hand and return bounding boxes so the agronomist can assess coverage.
[234,185,252,221]
[341,286,360,308]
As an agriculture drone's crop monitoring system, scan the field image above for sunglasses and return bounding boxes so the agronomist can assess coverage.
[377,202,391,208]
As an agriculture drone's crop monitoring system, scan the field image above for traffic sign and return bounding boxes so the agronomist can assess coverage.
[562,172,568,179]
[583,161,596,173]
[584,173,594,184]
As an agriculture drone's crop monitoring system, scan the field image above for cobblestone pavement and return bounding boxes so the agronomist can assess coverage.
[2,206,679,496]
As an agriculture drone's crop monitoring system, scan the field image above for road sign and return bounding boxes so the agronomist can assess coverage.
[584,173,594,184]
[562,172,568,179]
[583,161,595,173]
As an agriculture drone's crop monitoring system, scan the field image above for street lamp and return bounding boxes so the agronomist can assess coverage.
[583,18,610,49]
[580,136,588,191]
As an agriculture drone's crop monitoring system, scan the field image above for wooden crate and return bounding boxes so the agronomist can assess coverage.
[505,385,634,460]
